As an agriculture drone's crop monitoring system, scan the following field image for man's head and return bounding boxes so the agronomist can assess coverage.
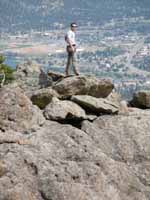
[70,22,77,32]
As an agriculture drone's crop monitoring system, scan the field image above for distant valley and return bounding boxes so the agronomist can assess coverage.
[0,0,150,32]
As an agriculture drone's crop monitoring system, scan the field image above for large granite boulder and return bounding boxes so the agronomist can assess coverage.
[44,97,86,121]
[0,84,45,132]
[130,90,150,109]
[0,119,150,200]
[14,61,52,92]
[53,75,114,99]
[30,87,59,109]
[71,95,119,114]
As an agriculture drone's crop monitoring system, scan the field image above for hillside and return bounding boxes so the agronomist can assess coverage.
[0,0,64,32]
[0,0,150,32]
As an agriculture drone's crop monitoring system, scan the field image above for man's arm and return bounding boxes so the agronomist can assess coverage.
[65,35,74,52]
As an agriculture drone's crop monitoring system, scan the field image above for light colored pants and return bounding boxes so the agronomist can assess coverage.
[65,50,79,75]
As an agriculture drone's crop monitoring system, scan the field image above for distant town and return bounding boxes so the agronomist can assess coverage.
[1,16,150,99]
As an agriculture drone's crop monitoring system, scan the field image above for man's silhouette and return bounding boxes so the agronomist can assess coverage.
[65,23,79,76]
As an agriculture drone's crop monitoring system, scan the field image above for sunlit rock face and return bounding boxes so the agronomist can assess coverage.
[1,66,150,199]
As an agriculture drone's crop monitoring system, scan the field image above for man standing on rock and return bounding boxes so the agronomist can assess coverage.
[65,22,79,76]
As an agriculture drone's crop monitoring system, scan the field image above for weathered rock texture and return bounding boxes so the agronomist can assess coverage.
[30,88,59,109]
[53,75,114,99]
[0,85,45,132]
[44,97,86,121]
[1,114,150,200]
[71,95,119,114]
[1,70,150,200]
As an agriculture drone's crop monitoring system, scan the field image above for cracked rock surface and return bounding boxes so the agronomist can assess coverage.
[1,65,150,200]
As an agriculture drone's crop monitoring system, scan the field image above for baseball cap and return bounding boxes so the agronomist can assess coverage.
[71,23,78,27]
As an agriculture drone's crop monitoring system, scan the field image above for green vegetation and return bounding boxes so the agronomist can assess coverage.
[0,55,5,64]
[0,55,15,86]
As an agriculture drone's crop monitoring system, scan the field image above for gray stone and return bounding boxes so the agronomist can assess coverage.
[30,87,59,109]
[81,109,150,181]
[53,75,114,99]
[130,90,150,109]
[0,85,45,132]
[44,97,86,121]
[71,95,119,114]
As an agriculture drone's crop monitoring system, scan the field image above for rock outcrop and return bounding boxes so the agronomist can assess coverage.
[1,68,150,200]
[0,117,150,200]
[130,90,150,109]
[53,75,114,99]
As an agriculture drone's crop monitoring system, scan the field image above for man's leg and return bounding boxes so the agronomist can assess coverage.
[65,53,72,76]
[72,52,79,75]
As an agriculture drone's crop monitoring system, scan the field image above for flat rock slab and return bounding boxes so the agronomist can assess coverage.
[71,95,119,114]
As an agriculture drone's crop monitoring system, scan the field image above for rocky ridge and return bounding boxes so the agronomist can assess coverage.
[0,63,150,200]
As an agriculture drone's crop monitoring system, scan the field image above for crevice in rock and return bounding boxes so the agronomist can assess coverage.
[47,118,83,130]
[65,155,84,162]
[0,127,5,132]
[0,140,18,145]
[40,190,51,200]
[133,154,150,164]
[24,159,38,175]
[134,174,150,187]
[62,119,83,130]
[0,139,32,146]
[55,174,58,178]
[71,175,80,182]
